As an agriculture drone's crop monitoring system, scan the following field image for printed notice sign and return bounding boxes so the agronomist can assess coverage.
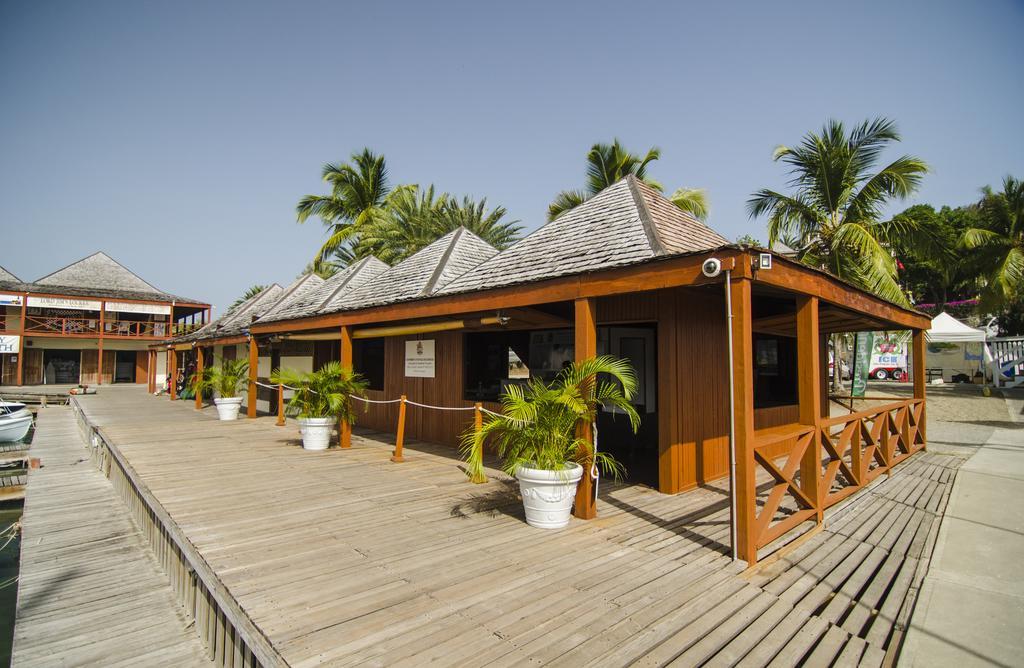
[404,339,435,378]
[0,335,20,354]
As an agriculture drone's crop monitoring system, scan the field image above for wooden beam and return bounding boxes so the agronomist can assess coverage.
[169,349,177,400]
[730,277,757,565]
[339,325,353,449]
[247,337,258,419]
[796,296,822,522]
[194,346,204,410]
[657,291,683,494]
[573,297,597,521]
[97,301,105,386]
[16,294,26,386]
[913,329,927,445]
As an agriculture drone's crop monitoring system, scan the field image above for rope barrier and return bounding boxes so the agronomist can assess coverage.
[351,396,404,405]
[402,398,476,411]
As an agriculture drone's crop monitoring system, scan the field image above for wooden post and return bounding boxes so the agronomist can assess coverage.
[147,350,155,393]
[97,301,105,385]
[169,349,177,400]
[796,296,823,522]
[730,277,758,565]
[276,384,285,426]
[16,294,26,386]
[913,329,927,447]
[573,297,598,520]
[471,402,486,484]
[392,395,407,462]
[194,346,204,410]
[247,337,258,418]
[339,325,353,448]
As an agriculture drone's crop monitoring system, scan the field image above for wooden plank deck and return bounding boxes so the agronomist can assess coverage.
[12,405,210,667]
[70,387,959,666]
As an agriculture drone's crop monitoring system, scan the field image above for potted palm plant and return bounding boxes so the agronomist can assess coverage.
[271,361,367,451]
[190,359,250,421]
[461,355,640,529]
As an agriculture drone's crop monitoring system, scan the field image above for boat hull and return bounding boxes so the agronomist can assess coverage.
[0,412,32,442]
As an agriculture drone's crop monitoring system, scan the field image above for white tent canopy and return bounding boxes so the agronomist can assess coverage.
[925,311,987,343]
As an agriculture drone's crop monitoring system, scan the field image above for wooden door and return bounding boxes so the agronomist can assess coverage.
[23,349,43,385]
[135,351,148,384]
[0,356,13,385]
[101,351,115,384]
[81,350,99,385]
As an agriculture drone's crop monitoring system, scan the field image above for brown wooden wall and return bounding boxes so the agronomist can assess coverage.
[349,286,803,495]
[135,351,148,384]
[23,349,42,385]
[81,350,98,385]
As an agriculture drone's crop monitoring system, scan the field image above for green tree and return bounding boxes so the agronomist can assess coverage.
[891,204,978,307]
[230,284,267,309]
[548,139,709,221]
[747,118,931,306]
[962,175,1024,311]
[296,149,406,270]
[347,186,521,264]
[736,234,763,247]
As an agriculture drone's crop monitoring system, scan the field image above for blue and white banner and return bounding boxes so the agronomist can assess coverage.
[0,293,23,307]
[0,335,20,354]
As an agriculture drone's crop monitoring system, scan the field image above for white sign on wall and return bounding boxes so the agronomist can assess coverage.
[0,294,23,307]
[404,339,435,378]
[0,335,20,354]
[27,296,101,311]
[105,301,171,315]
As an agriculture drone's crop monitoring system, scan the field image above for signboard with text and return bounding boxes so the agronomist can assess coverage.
[851,332,875,397]
[105,301,171,315]
[27,296,101,311]
[404,339,435,378]
[0,294,23,307]
[0,335,20,354]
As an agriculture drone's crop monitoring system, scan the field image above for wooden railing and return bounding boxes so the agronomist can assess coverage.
[22,316,178,338]
[748,398,925,552]
[24,315,101,335]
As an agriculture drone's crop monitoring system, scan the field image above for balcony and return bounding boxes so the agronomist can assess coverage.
[21,316,188,339]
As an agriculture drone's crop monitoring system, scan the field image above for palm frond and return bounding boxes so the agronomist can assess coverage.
[669,187,709,220]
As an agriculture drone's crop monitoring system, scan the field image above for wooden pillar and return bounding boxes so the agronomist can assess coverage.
[392,396,407,462]
[471,402,486,484]
[97,301,105,385]
[276,385,285,426]
[573,297,598,520]
[913,329,927,446]
[146,350,153,393]
[15,294,26,386]
[247,337,258,418]
[796,296,822,522]
[730,277,758,565]
[194,346,204,410]
[339,325,353,448]
[169,349,177,400]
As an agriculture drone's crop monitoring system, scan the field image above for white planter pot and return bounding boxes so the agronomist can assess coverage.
[298,417,334,451]
[213,397,243,421]
[515,463,584,529]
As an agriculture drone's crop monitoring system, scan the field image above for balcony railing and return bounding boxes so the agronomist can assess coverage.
[21,316,185,338]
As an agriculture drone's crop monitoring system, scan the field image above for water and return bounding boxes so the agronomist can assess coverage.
[0,423,30,667]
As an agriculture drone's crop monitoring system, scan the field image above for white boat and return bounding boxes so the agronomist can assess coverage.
[0,401,32,443]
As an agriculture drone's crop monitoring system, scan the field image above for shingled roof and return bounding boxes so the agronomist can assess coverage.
[329,228,498,312]
[0,266,20,282]
[438,175,729,296]
[257,274,325,322]
[183,284,284,342]
[257,257,390,323]
[0,252,204,303]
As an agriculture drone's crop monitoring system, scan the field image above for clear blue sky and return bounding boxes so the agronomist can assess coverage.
[2,0,1021,313]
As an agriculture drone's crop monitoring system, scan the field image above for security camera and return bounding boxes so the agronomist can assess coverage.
[701,257,722,278]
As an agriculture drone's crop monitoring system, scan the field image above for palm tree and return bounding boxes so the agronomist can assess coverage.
[296,149,402,270]
[747,118,931,306]
[347,187,521,264]
[548,139,709,221]
[460,355,639,484]
[962,176,1024,310]
[230,284,267,309]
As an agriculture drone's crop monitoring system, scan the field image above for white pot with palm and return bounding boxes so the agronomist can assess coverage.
[272,362,367,451]
[190,359,250,422]
[462,355,639,529]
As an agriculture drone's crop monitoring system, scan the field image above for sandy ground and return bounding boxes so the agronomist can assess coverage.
[830,380,1014,424]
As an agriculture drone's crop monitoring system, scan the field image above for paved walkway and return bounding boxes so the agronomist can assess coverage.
[12,406,209,667]
[900,393,1024,667]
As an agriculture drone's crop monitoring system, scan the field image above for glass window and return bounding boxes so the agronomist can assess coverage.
[464,330,541,402]
[753,333,798,407]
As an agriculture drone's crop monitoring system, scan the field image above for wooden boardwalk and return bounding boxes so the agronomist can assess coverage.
[68,387,958,667]
[12,405,210,667]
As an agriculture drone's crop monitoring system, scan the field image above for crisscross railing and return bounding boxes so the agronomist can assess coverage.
[748,397,925,552]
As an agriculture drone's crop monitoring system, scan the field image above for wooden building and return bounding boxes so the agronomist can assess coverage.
[172,177,930,564]
[0,252,209,387]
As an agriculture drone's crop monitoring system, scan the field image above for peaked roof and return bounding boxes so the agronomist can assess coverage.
[439,176,729,296]
[257,273,325,322]
[0,265,19,283]
[183,284,284,342]
[0,251,204,303]
[257,257,390,323]
[330,228,498,312]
